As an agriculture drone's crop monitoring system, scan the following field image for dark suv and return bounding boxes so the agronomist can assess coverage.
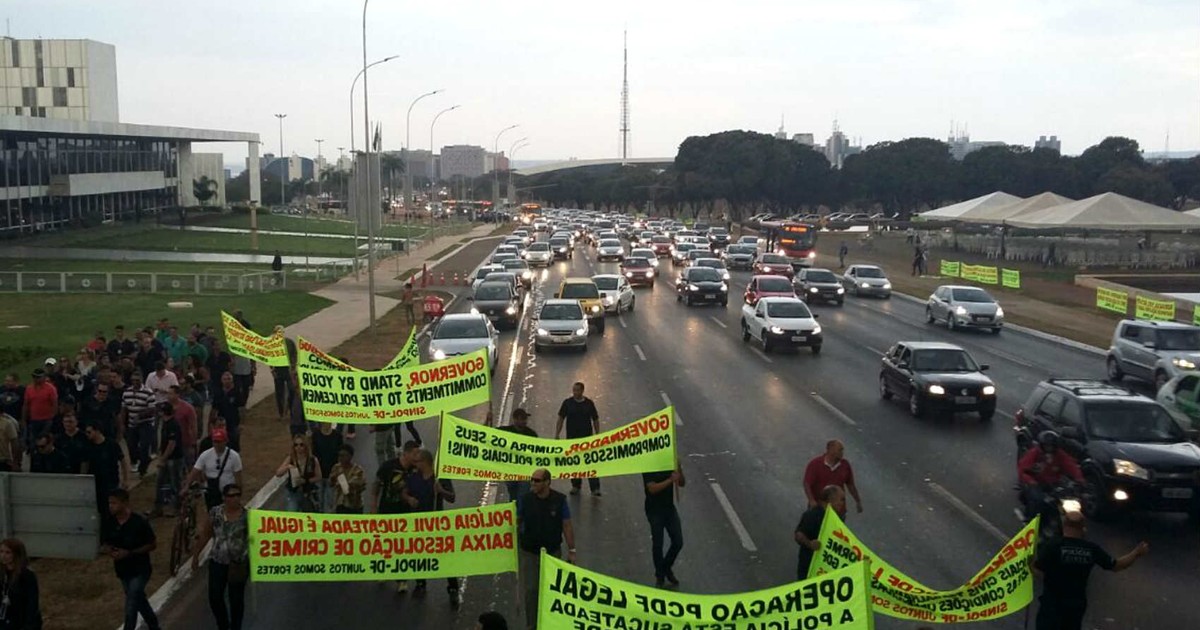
[1014,379,1200,519]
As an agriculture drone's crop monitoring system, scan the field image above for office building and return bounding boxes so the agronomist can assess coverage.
[1,38,119,122]
[791,133,815,146]
[405,149,435,180]
[824,122,861,169]
[484,151,509,174]
[1034,135,1061,153]
[440,144,487,179]
[947,126,1006,160]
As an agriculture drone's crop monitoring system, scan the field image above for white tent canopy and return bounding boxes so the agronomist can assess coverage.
[1006,192,1200,230]
[1185,208,1200,217]
[921,191,1023,219]
[957,192,1075,224]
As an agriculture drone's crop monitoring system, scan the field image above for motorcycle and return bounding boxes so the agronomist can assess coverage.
[1023,481,1086,545]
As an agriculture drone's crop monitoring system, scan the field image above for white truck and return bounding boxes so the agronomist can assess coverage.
[740,296,823,355]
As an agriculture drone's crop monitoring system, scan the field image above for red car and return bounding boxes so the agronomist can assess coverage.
[753,253,795,279]
[744,274,797,306]
[650,235,674,258]
[620,257,657,287]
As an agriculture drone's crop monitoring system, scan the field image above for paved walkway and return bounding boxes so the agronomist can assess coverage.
[176,225,406,241]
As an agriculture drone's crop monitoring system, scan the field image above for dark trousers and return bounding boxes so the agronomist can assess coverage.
[272,372,293,417]
[126,421,156,473]
[1036,597,1086,630]
[24,419,51,453]
[1021,484,1049,524]
[208,560,247,630]
[120,573,159,630]
[335,505,363,514]
[570,476,601,492]
[647,507,684,578]
[232,374,252,403]
[392,420,422,446]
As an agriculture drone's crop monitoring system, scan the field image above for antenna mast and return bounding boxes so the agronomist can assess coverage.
[620,29,630,163]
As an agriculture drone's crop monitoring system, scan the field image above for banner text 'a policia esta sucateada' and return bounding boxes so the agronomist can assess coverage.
[220,310,289,367]
[249,503,517,581]
[296,329,419,372]
[437,407,677,482]
[810,508,1037,624]
[539,551,873,629]
[296,347,490,423]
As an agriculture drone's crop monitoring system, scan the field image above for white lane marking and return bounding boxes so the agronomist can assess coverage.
[633,344,647,361]
[619,317,628,328]
[751,347,774,363]
[710,483,759,552]
[810,393,858,427]
[660,391,682,426]
[927,481,1008,544]
[709,316,728,329]
[995,408,1015,421]
[864,345,885,356]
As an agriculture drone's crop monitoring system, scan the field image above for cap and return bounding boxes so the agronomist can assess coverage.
[44,357,57,366]
[512,408,531,419]
[31,368,46,378]
[210,428,228,442]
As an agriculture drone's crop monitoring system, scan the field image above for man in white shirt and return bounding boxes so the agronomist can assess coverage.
[144,362,179,405]
[183,427,243,509]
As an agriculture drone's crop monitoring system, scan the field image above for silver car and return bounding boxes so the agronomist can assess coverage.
[592,274,636,314]
[596,238,625,262]
[841,264,892,298]
[926,285,1004,334]
[525,242,553,267]
[471,264,506,291]
[534,299,589,353]
[427,313,499,371]
[1107,319,1200,390]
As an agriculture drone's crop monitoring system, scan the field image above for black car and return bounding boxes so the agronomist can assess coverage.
[1014,379,1200,519]
[707,227,731,250]
[549,237,572,260]
[723,244,757,270]
[502,258,534,289]
[795,268,846,306]
[879,342,997,420]
[620,257,656,287]
[675,267,728,306]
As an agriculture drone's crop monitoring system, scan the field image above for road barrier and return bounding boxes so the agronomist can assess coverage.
[1096,286,1129,314]
[1135,294,1176,321]
[0,270,285,295]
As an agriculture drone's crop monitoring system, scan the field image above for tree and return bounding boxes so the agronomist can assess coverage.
[193,176,219,206]
[1155,157,1200,210]
[1095,164,1174,207]
[842,138,957,216]
[1075,136,1145,195]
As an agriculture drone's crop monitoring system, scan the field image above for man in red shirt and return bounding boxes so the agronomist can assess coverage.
[22,368,58,453]
[166,386,198,466]
[803,440,863,514]
[1017,431,1084,523]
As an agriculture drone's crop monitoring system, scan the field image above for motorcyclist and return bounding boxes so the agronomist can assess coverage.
[1018,430,1084,523]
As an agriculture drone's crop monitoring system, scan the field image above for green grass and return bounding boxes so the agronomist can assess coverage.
[0,291,333,378]
[429,244,460,261]
[25,225,362,257]
[0,259,271,274]
[201,214,428,239]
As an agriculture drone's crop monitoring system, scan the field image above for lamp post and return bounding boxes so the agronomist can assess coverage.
[430,105,460,223]
[508,138,529,213]
[274,113,287,207]
[362,0,378,328]
[492,124,518,214]
[404,89,443,224]
[348,55,397,281]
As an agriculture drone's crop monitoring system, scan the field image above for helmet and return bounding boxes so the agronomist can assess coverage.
[1037,430,1060,453]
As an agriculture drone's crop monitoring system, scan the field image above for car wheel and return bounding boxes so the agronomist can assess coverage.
[721,300,728,307]
[1084,470,1113,521]
[908,389,924,418]
[762,335,772,353]
[685,295,693,307]
[926,307,935,324]
[979,407,995,422]
[879,375,892,400]
[581,343,588,353]
[534,344,542,354]
[629,297,636,312]
[1155,370,1169,391]
[741,321,751,342]
[811,344,822,356]
[1106,357,1124,382]
[947,315,955,331]
[992,327,1001,335]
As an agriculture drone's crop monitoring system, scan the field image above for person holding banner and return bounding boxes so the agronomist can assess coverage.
[795,485,846,579]
[517,469,575,630]
[499,408,538,502]
[402,449,461,605]
[276,436,322,512]
[643,461,685,588]
[803,440,863,514]
[328,444,366,513]
[556,382,602,496]
[374,440,420,593]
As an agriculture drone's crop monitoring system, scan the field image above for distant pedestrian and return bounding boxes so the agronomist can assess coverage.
[271,364,292,423]
[229,354,253,411]
[794,485,846,579]
[644,461,685,588]
[119,372,155,477]
[518,469,575,630]
[838,241,849,269]
[802,440,863,514]
[193,483,249,630]
[55,412,87,474]
[211,373,243,452]
[153,403,184,517]
[920,245,929,275]
[101,489,161,630]
[499,408,537,502]
[911,245,923,276]
[556,382,601,496]
[403,449,459,605]
[476,611,508,630]
[0,412,19,473]
[271,251,284,286]
[401,282,417,325]
[21,369,57,454]
[0,538,42,630]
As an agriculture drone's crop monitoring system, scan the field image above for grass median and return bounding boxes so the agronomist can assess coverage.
[24,225,365,257]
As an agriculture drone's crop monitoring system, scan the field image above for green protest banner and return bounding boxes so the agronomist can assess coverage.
[975,265,999,285]
[959,264,976,282]
[809,508,1037,624]
[1095,287,1128,314]
[297,329,419,372]
[538,550,873,630]
[248,503,518,582]
[1194,305,1200,327]
[383,327,421,370]
[221,310,289,366]
[296,348,490,424]
[1135,295,1176,322]
[1001,269,1021,289]
[437,408,677,482]
[940,260,960,277]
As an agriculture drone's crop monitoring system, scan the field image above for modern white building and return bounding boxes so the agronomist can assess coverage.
[440,144,487,179]
[0,38,119,122]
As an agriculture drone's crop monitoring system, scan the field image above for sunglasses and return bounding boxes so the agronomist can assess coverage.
[531,476,548,482]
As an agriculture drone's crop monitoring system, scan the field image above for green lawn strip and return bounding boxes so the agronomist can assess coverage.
[200,213,428,239]
[0,259,270,274]
[0,291,333,378]
[38,229,361,257]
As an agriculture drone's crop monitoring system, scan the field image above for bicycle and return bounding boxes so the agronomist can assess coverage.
[169,484,206,576]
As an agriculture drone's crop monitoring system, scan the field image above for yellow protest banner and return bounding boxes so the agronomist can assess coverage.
[1095,287,1128,314]
[940,260,960,277]
[296,348,490,424]
[809,508,1037,624]
[296,328,419,372]
[248,503,518,582]
[538,550,873,630]
[1001,268,1020,289]
[975,265,998,285]
[1194,305,1200,327]
[221,310,289,366]
[437,408,677,482]
[383,327,421,370]
[1135,295,1176,322]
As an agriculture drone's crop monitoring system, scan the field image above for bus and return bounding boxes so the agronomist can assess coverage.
[519,203,543,225]
[775,222,818,268]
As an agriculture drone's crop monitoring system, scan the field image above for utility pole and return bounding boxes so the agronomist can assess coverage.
[315,139,324,202]
[274,114,287,206]
[493,125,518,215]
[620,29,630,164]
[362,0,377,328]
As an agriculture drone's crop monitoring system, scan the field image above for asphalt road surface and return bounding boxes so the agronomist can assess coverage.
[160,240,1199,630]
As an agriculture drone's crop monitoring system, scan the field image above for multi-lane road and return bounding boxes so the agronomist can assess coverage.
[161,234,1199,629]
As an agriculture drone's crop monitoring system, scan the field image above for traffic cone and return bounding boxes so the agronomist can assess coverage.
[438,272,446,285]
[452,272,460,285]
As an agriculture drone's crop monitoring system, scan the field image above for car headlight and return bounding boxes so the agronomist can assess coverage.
[860,282,870,288]
[432,349,447,361]
[722,272,730,280]
[536,327,550,336]
[954,306,967,316]
[625,272,634,278]
[995,306,1005,318]
[1173,357,1197,370]
[558,248,566,253]
[928,384,946,395]
[688,283,699,291]
[769,326,785,334]
[470,307,480,315]
[982,385,996,396]
[646,271,654,278]
[589,305,601,313]
[1113,458,1150,480]
[809,287,819,293]
[575,327,587,336]
[836,287,845,294]
[882,282,892,289]
[602,296,613,305]
[506,305,518,315]
[812,324,822,335]
[720,283,728,292]
[522,271,532,279]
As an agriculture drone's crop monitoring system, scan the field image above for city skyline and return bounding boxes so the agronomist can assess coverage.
[20,0,1200,168]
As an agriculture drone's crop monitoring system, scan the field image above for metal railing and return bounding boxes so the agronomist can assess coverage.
[0,270,287,295]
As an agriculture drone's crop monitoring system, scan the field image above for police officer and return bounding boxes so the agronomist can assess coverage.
[517,468,575,630]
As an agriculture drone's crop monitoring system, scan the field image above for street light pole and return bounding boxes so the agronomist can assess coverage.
[274,113,287,207]
[362,0,377,328]
[493,124,518,214]
[404,89,443,224]
[348,55,397,282]
[430,105,460,222]
[509,139,529,208]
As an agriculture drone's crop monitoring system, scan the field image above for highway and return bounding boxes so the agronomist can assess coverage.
[160,237,1199,629]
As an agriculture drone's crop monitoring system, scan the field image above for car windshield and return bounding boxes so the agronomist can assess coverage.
[951,288,995,303]
[434,319,488,339]
[728,246,755,255]
[805,270,839,283]
[529,243,550,251]
[697,259,723,269]
[475,284,511,300]
[761,254,789,264]
[540,303,583,320]
[652,236,671,244]
[550,239,568,247]
[689,269,722,282]
[503,260,528,271]
[910,349,979,371]
[766,301,811,318]
[561,283,599,299]
[1156,329,1200,351]
[484,272,514,283]
[758,277,793,292]
[624,258,651,268]
[676,244,696,252]
[855,267,885,279]
[593,277,619,290]
[1086,403,1186,443]
[710,227,728,235]
[600,240,621,247]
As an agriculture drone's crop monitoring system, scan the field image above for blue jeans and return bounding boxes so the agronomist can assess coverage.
[120,573,159,630]
[647,507,684,579]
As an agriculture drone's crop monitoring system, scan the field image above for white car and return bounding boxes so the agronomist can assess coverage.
[471,264,506,291]
[534,299,589,353]
[524,242,553,267]
[494,244,519,258]
[740,296,823,355]
[596,239,625,262]
[427,313,499,371]
[629,247,659,267]
[592,274,636,314]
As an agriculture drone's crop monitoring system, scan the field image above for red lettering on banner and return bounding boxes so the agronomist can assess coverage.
[405,357,484,388]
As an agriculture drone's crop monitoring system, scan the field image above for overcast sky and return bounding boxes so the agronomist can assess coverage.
[27,0,1200,168]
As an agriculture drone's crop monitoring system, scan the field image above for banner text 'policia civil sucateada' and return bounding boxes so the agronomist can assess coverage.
[296,328,419,372]
[221,310,289,367]
[538,551,874,629]
[296,347,490,423]
[249,503,517,582]
[437,407,677,482]
[809,508,1037,624]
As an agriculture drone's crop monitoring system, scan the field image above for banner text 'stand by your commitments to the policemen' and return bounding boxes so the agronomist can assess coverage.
[220,310,289,367]
[249,503,517,582]
[538,551,874,630]
[809,508,1037,624]
[437,408,677,482]
[296,328,419,372]
[296,347,491,424]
